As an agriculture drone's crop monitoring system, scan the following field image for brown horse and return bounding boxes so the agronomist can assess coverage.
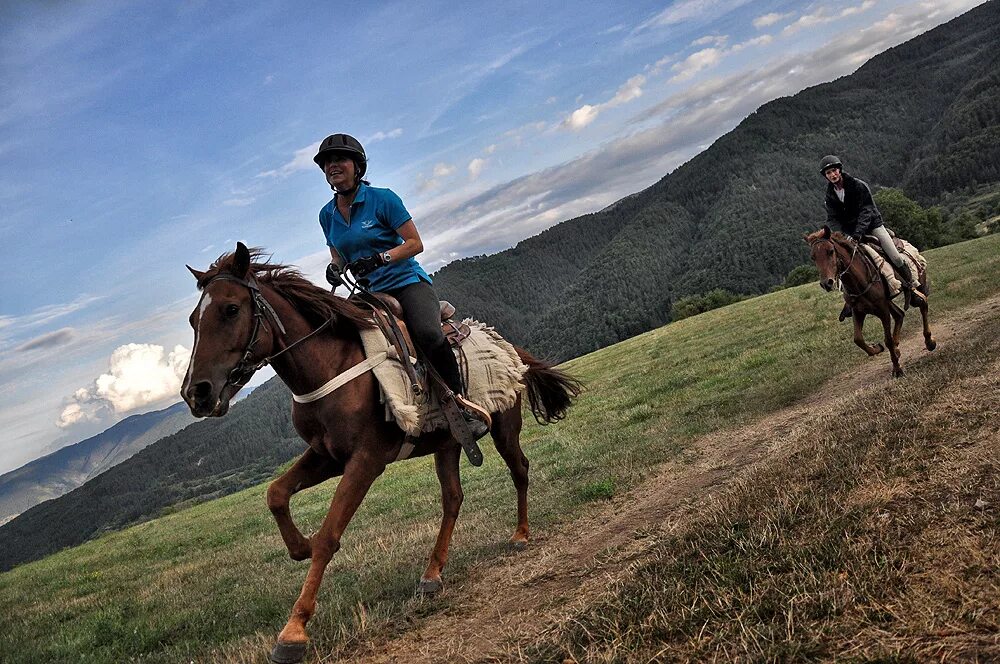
[805,226,936,377]
[181,243,581,663]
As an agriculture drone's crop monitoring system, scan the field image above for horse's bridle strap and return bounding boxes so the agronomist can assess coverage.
[292,351,388,403]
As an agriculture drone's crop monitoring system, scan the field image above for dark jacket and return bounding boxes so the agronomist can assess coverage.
[825,172,884,237]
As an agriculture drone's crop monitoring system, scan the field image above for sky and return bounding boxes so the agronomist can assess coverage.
[0,0,986,474]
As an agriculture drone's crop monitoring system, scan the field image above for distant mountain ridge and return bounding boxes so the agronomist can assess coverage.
[0,402,196,525]
[0,378,300,571]
[432,1,1000,361]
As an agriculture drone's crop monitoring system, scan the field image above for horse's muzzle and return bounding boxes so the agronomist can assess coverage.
[183,381,230,418]
[820,278,835,292]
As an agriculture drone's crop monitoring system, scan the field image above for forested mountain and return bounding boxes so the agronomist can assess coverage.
[0,402,195,526]
[433,1,1000,361]
[0,379,301,571]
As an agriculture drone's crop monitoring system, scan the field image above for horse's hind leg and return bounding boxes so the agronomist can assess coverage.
[879,312,904,378]
[490,400,530,548]
[266,448,342,561]
[853,312,884,357]
[418,444,463,596]
[274,452,385,659]
[889,302,905,346]
[917,297,936,351]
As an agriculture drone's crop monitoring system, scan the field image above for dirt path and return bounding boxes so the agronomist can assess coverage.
[337,295,1000,664]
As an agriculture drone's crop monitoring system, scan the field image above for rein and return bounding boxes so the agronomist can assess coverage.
[813,237,879,300]
[203,273,338,394]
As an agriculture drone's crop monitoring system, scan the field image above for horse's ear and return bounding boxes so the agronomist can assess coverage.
[186,265,206,282]
[822,225,831,239]
[233,242,251,278]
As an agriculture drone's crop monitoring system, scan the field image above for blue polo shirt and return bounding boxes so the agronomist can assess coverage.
[319,183,431,292]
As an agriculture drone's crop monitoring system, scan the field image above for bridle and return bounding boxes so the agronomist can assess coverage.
[201,273,335,392]
[810,236,879,300]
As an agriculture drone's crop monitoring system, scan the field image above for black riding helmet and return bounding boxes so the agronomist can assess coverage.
[819,154,842,174]
[314,133,368,179]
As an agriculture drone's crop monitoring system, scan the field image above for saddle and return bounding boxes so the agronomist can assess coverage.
[856,232,926,306]
[351,293,485,465]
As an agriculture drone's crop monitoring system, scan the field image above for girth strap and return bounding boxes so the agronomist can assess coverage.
[292,351,389,403]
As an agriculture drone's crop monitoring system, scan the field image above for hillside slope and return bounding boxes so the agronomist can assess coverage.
[433,1,1000,361]
[0,402,195,525]
[0,234,996,664]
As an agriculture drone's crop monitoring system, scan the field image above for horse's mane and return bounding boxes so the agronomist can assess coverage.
[805,228,853,248]
[200,248,375,332]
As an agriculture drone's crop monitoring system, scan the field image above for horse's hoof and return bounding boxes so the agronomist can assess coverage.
[926,339,937,351]
[270,640,307,664]
[417,578,443,596]
[893,368,906,378]
[508,539,529,551]
[288,547,311,562]
[874,343,885,355]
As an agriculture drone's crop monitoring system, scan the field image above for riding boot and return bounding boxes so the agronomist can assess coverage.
[895,261,914,290]
[839,302,853,322]
[455,394,491,439]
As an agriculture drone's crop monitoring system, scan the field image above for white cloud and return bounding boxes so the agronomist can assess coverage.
[433,163,455,178]
[671,48,724,81]
[692,35,728,47]
[257,141,321,179]
[56,402,94,429]
[58,343,191,427]
[636,0,749,31]
[610,74,646,105]
[484,144,497,155]
[468,158,486,179]
[366,128,403,143]
[565,104,599,130]
[563,75,646,131]
[222,197,255,207]
[784,0,877,35]
[753,12,789,28]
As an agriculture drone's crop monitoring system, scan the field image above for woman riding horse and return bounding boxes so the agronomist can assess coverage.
[314,133,490,441]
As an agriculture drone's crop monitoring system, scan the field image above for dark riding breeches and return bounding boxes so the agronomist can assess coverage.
[385,280,464,396]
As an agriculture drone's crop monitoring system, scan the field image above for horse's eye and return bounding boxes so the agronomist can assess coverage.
[224,304,240,318]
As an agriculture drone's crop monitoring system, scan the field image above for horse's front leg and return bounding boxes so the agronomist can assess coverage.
[852,312,884,356]
[266,448,342,561]
[879,312,904,377]
[272,452,385,663]
[418,444,463,595]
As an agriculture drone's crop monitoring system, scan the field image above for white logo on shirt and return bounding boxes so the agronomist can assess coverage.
[361,220,376,229]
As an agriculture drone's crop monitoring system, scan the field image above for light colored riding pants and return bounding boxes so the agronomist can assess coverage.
[870,226,905,268]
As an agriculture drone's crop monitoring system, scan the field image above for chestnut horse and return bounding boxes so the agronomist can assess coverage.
[805,226,936,377]
[181,243,581,663]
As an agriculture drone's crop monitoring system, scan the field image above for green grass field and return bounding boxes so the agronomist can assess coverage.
[1,234,998,663]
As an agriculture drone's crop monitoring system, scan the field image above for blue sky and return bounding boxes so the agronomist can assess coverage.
[0,0,984,473]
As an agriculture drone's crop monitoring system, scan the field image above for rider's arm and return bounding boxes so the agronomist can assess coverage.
[854,181,879,237]
[382,220,424,263]
[329,246,346,269]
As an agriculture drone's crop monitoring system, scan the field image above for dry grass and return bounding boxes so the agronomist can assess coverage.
[520,309,1000,663]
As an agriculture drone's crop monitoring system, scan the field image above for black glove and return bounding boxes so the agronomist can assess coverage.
[348,253,386,277]
[325,262,341,286]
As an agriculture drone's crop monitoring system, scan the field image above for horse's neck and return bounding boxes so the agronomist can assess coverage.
[262,285,363,396]
[833,240,870,287]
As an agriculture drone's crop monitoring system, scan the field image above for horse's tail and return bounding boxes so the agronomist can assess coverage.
[514,346,583,424]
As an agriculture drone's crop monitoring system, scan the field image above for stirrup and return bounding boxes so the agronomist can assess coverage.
[439,393,485,466]
[454,394,492,430]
